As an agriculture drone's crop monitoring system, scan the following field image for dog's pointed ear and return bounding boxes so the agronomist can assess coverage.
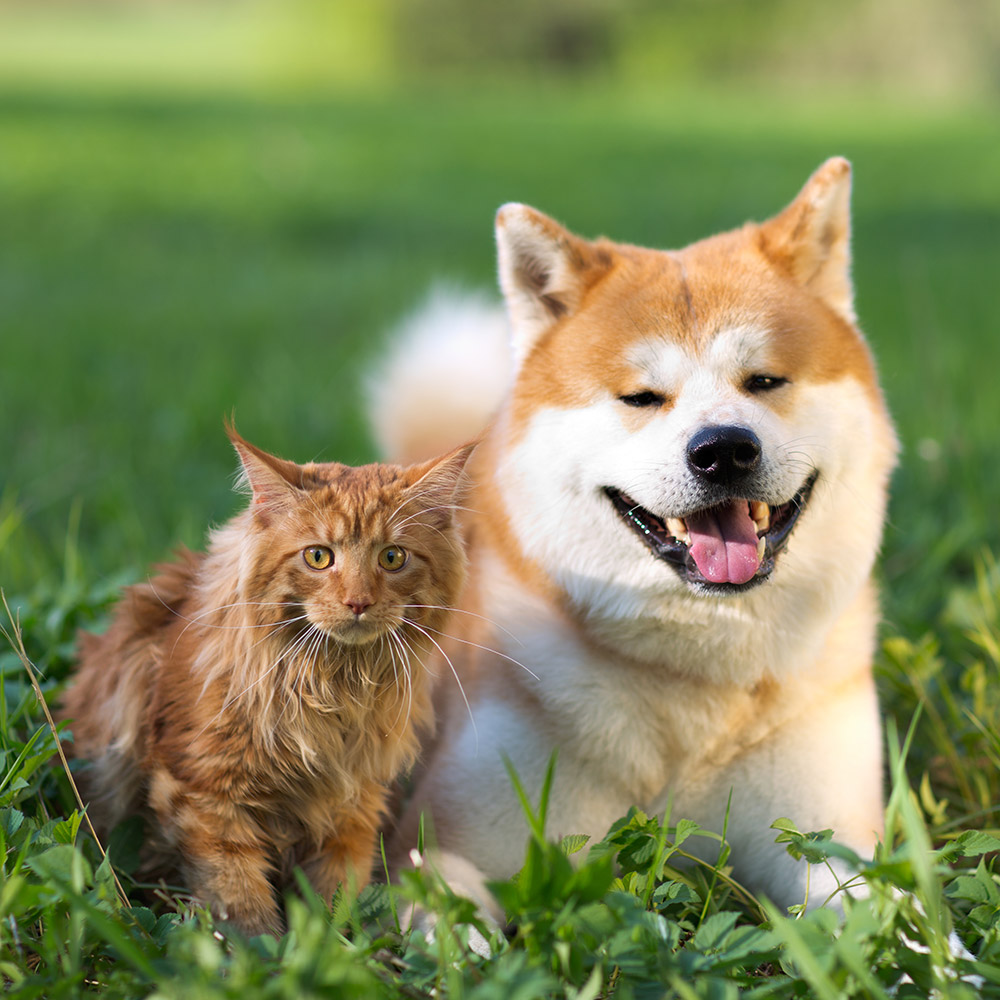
[759,157,856,324]
[495,204,612,365]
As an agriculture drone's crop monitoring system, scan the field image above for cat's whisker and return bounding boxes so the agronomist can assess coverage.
[385,485,469,526]
[382,630,406,732]
[285,634,313,712]
[273,624,328,737]
[384,488,431,525]
[149,578,310,660]
[386,626,416,735]
[395,499,474,519]
[302,483,334,524]
[244,616,302,657]
[149,583,304,632]
[404,621,539,682]
[392,654,413,735]
[400,620,478,752]
[313,628,333,693]
[377,632,400,711]
[300,626,324,688]
[287,627,328,737]
[288,624,326,700]
[395,604,522,645]
[234,631,308,711]
[391,502,475,532]
[321,631,332,680]
[193,615,305,702]
[220,622,319,730]
[188,635,292,743]
[398,519,455,543]
[180,612,310,664]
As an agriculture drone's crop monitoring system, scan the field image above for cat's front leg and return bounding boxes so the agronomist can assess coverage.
[183,832,281,937]
[150,768,281,936]
[301,787,386,904]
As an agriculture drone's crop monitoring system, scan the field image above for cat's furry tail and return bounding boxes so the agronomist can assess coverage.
[368,287,511,464]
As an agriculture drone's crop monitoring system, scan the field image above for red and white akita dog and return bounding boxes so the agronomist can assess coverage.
[374,158,897,912]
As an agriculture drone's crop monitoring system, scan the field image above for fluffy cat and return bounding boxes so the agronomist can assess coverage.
[61,422,472,936]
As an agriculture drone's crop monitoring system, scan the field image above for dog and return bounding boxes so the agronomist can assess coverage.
[371,158,898,913]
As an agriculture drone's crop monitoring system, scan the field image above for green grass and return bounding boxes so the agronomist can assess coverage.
[1,83,999,995]
[2,580,999,997]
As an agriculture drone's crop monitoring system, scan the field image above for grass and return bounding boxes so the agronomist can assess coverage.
[1,80,999,996]
[2,579,999,997]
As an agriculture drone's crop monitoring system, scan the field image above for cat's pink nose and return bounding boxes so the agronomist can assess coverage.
[345,599,372,617]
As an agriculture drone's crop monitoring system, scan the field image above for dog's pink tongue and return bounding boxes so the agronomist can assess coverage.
[687,501,760,585]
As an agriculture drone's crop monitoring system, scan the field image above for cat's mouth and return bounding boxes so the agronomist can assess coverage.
[329,617,383,646]
[296,609,383,647]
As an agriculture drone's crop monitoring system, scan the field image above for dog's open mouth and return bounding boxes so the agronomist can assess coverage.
[605,472,818,592]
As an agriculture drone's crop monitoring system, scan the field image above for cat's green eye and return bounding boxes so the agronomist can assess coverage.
[303,546,333,570]
[378,546,408,572]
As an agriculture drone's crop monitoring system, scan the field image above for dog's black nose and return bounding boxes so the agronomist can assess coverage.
[686,425,762,485]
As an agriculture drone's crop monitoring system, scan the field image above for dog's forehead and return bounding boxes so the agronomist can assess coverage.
[579,235,785,343]
[626,326,772,386]
[575,236,872,391]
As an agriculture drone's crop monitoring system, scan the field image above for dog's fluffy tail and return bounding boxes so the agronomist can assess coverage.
[368,287,511,463]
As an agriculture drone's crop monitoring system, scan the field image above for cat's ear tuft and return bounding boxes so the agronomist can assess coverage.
[406,441,476,524]
[225,419,304,522]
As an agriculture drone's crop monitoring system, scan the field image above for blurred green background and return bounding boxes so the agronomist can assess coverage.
[1,0,998,636]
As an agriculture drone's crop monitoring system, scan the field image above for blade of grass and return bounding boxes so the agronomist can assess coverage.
[0,588,130,907]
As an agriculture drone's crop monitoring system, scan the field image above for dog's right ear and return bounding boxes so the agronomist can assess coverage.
[495,204,611,367]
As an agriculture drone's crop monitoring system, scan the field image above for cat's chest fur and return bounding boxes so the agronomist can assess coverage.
[148,631,424,818]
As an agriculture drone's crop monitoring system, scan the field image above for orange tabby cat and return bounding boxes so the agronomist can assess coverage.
[62,422,472,936]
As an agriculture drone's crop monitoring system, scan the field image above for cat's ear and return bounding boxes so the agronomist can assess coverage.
[405,442,476,525]
[226,420,304,522]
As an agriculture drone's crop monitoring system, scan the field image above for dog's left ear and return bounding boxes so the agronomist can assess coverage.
[759,157,856,324]
[495,204,612,366]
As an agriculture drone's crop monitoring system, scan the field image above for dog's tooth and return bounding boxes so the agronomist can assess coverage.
[749,500,770,533]
[667,517,690,543]
[757,535,766,561]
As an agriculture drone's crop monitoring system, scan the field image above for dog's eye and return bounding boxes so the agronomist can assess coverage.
[745,375,788,393]
[619,391,665,408]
